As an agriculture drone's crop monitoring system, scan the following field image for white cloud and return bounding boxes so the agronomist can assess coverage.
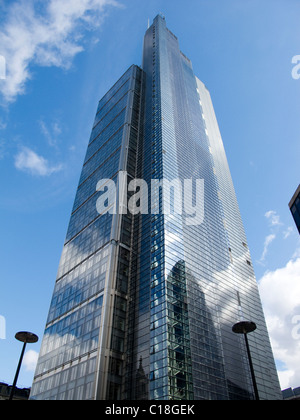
[23,350,39,372]
[39,119,62,148]
[15,146,62,176]
[258,209,293,264]
[258,255,300,389]
[265,210,282,227]
[259,233,276,263]
[283,226,293,240]
[0,0,120,103]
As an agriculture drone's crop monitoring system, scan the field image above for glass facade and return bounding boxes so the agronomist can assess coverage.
[31,15,282,400]
[31,65,145,400]
[289,185,300,234]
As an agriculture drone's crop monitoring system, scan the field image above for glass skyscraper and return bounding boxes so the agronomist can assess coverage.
[31,15,282,400]
[289,185,300,234]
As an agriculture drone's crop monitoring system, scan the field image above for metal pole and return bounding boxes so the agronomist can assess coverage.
[232,321,259,401]
[244,332,260,401]
[9,341,27,401]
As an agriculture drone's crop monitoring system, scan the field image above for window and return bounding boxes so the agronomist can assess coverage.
[228,248,233,264]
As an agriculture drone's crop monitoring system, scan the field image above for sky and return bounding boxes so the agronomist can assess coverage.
[0,0,300,393]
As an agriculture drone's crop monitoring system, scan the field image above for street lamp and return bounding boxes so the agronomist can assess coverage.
[232,321,259,401]
[9,331,39,401]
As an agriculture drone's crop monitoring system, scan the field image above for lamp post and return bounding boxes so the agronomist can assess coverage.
[9,331,39,401]
[232,321,259,401]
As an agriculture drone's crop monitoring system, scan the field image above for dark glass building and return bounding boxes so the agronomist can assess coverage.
[289,185,300,234]
[31,15,282,400]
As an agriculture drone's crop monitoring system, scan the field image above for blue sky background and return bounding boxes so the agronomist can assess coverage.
[0,0,300,392]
